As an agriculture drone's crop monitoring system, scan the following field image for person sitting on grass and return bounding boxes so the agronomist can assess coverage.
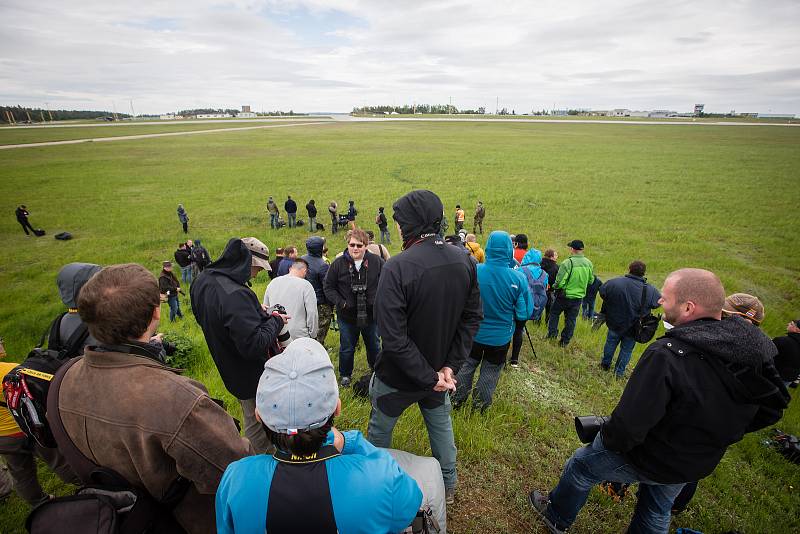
[215,337,424,534]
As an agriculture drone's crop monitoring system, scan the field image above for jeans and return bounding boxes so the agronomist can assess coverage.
[308,216,316,231]
[368,374,458,489]
[181,222,188,233]
[337,317,380,378]
[287,213,296,228]
[452,342,509,410]
[601,329,637,376]
[380,228,391,244]
[167,295,183,322]
[581,295,596,319]
[180,265,193,284]
[239,398,272,454]
[270,213,279,229]
[547,295,581,345]
[545,431,684,533]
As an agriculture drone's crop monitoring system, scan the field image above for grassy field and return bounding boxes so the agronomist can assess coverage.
[1,121,798,533]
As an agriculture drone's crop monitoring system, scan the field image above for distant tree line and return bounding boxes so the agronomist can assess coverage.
[1,105,129,123]
[171,108,305,117]
[352,104,486,115]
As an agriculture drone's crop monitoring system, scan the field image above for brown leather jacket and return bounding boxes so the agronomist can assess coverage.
[58,348,254,533]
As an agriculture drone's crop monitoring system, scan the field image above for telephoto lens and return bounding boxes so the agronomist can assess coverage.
[574,415,610,444]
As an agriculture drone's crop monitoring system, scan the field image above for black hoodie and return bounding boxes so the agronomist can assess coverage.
[602,316,790,483]
[190,238,284,399]
[374,190,483,391]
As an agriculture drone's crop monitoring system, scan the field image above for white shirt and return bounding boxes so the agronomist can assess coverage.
[354,259,364,271]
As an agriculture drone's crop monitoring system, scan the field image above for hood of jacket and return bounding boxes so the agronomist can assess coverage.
[306,236,324,257]
[520,248,545,279]
[484,231,514,267]
[204,238,252,285]
[392,190,443,240]
[58,262,102,308]
[666,316,777,367]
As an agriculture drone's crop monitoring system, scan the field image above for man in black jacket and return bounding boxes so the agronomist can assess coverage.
[174,242,193,284]
[541,249,559,324]
[599,261,661,377]
[530,268,789,534]
[303,236,332,345]
[306,199,318,231]
[191,237,289,453]
[285,195,298,228]
[323,228,384,386]
[15,205,35,236]
[368,190,483,505]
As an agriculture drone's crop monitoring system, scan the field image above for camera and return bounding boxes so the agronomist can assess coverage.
[574,415,610,444]
[269,304,292,347]
[162,341,177,356]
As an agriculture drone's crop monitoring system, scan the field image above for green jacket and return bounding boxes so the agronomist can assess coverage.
[554,254,594,299]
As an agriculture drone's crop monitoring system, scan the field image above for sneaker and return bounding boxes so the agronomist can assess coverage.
[340,376,351,387]
[445,487,456,505]
[509,362,520,369]
[528,490,566,534]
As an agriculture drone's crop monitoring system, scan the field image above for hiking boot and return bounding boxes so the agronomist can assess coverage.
[340,376,351,387]
[528,490,566,533]
[445,487,456,505]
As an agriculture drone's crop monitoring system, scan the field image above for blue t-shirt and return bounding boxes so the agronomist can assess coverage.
[216,430,422,534]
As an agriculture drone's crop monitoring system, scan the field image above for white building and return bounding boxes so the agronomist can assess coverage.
[237,112,257,118]
[160,114,182,120]
[196,113,232,119]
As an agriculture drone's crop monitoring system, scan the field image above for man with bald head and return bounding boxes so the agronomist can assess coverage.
[530,268,789,534]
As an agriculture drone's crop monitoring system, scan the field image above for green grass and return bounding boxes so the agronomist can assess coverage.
[1,121,799,533]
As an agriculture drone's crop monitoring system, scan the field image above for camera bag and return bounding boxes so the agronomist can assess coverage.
[633,282,661,344]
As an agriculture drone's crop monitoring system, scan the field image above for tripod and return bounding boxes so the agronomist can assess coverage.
[523,324,537,358]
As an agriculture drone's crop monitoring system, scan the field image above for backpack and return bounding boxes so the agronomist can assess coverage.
[2,313,89,447]
[191,247,209,268]
[55,232,73,240]
[521,268,548,322]
[26,357,190,534]
[375,214,382,225]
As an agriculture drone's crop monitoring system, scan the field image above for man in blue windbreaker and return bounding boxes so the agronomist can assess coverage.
[452,231,533,410]
[216,337,423,534]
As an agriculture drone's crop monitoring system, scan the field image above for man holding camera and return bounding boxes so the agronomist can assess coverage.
[191,237,289,454]
[530,268,789,534]
[57,264,253,533]
[263,258,318,344]
[323,228,384,387]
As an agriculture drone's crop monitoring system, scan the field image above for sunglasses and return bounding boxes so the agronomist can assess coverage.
[348,243,365,248]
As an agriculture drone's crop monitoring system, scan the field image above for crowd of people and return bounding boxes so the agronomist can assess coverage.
[3,189,799,534]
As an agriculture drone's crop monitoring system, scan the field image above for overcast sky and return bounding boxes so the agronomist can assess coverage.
[1,0,798,114]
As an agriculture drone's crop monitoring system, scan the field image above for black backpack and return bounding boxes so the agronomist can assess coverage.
[2,313,89,447]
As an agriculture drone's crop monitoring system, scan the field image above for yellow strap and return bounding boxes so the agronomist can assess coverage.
[19,368,55,381]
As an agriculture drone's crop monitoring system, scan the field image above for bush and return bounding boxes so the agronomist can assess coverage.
[162,332,198,370]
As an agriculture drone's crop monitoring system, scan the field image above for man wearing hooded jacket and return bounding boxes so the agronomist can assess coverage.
[368,190,483,505]
[191,237,289,453]
[529,268,789,534]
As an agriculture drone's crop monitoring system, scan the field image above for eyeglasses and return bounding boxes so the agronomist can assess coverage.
[348,243,365,248]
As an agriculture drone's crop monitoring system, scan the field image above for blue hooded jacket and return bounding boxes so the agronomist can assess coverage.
[474,231,534,346]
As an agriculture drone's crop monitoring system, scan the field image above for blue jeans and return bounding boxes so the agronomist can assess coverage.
[581,296,596,319]
[167,295,183,322]
[601,329,637,377]
[380,228,391,244]
[452,341,509,410]
[547,295,581,345]
[269,213,279,229]
[368,374,458,489]
[546,432,684,533]
[287,213,296,228]
[308,216,316,231]
[180,265,192,284]
[337,317,380,378]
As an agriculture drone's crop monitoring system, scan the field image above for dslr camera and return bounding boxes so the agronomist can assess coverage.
[269,304,292,348]
[574,415,610,444]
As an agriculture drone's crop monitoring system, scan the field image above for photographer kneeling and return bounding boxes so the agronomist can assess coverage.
[216,338,432,533]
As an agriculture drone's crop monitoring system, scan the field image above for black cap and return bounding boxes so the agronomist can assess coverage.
[567,239,584,250]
